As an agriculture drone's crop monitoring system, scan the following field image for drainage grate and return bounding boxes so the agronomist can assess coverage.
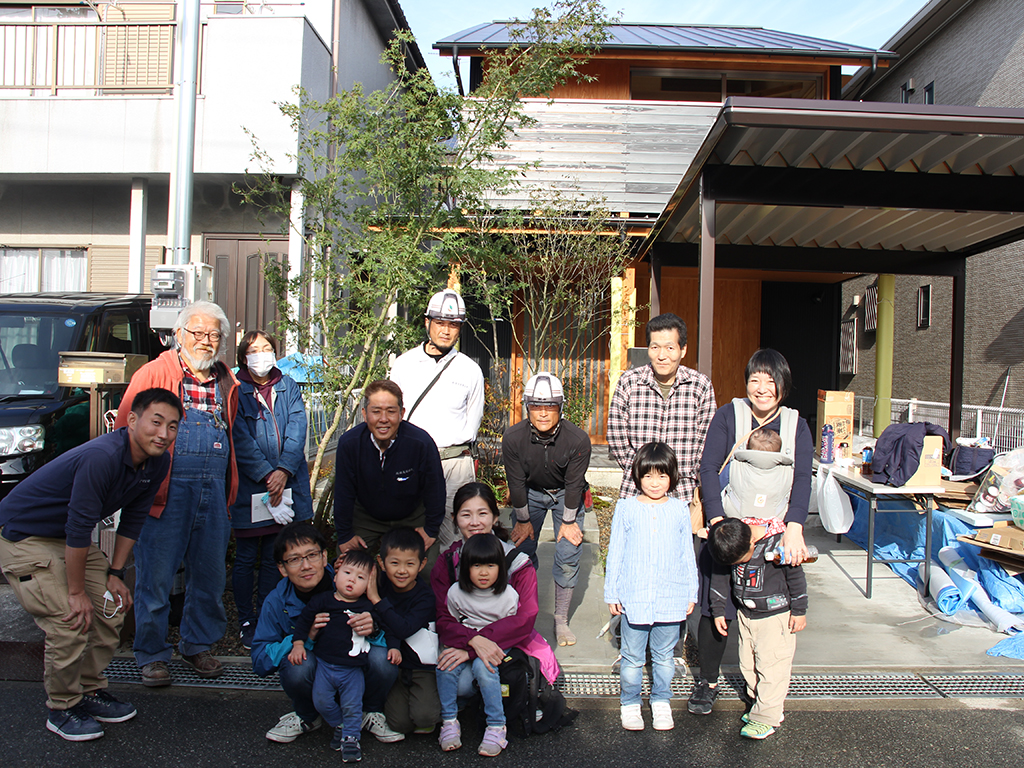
[557,672,943,699]
[105,658,283,691]
[922,674,1024,698]
[786,674,940,699]
[102,660,1024,700]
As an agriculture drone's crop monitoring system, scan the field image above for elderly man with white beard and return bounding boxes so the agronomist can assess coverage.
[113,301,240,686]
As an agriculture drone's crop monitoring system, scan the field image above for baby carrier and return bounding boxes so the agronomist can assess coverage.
[721,398,798,520]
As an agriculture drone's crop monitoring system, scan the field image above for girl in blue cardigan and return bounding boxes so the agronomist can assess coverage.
[605,442,698,733]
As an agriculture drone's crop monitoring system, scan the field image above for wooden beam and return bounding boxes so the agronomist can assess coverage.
[702,164,1024,214]
[650,242,969,277]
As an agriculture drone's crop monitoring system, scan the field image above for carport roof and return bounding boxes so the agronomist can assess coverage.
[646,97,1024,273]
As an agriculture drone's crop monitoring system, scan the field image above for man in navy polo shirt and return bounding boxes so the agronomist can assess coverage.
[0,387,181,742]
[334,379,445,562]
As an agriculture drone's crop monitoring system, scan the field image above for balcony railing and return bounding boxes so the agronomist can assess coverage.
[0,21,202,96]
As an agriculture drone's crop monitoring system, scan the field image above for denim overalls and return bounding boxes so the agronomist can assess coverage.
[133,380,231,666]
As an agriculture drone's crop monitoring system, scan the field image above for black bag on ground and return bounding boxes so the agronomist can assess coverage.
[476,647,578,737]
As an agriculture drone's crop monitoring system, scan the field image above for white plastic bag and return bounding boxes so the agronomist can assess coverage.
[817,465,854,534]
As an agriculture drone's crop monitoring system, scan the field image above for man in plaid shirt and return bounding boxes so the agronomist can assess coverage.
[607,313,716,503]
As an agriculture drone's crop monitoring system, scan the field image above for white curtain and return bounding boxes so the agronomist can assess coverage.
[0,248,40,292]
[42,249,87,291]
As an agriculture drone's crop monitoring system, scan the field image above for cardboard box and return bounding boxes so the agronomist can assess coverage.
[968,521,1024,553]
[904,435,944,487]
[816,390,854,457]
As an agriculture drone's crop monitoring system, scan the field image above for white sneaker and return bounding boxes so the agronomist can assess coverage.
[266,712,321,743]
[620,703,644,731]
[652,700,674,731]
[362,711,405,743]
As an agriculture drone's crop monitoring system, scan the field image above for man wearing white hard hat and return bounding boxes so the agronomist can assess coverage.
[502,373,592,647]
[390,289,484,554]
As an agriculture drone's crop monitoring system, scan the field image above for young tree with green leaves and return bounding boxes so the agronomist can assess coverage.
[237,1,613,510]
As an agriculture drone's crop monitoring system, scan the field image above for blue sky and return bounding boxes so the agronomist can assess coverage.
[402,0,927,88]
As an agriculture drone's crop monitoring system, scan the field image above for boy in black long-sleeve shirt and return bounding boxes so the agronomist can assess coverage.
[366,527,440,735]
[290,550,391,762]
[708,517,808,741]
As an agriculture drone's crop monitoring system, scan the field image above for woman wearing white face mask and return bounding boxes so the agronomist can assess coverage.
[230,330,314,650]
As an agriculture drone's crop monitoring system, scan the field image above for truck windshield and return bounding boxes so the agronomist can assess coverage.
[0,313,81,396]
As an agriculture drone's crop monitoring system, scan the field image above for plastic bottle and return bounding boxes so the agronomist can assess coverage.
[820,424,835,463]
[766,544,819,564]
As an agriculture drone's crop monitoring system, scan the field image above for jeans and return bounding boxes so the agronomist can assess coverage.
[619,617,679,706]
[232,533,280,627]
[363,643,400,713]
[516,487,585,589]
[133,405,231,666]
[436,657,506,727]
[279,651,319,724]
[313,660,365,736]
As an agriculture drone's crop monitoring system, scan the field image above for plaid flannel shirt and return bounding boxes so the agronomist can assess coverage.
[178,354,220,413]
[607,363,716,501]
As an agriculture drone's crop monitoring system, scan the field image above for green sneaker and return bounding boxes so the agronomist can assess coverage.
[742,712,785,725]
[740,720,776,740]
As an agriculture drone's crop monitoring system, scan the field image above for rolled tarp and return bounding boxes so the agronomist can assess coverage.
[938,546,1024,634]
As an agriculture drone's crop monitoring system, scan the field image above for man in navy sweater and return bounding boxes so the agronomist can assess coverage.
[0,387,181,742]
[334,380,445,561]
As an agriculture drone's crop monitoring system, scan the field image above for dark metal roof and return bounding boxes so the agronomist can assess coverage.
[436,22,896,61]
[647,97,1024,263]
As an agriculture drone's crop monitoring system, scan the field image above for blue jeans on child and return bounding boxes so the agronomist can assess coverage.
[313,660,365,736]
[516,488,586,589]
[436,656,506,727]
[279,652,319,724]
[133,405,231,667]
[619,617,679,706]
[364,644,400,713]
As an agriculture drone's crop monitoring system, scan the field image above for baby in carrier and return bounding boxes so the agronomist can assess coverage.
[721,397,797,520]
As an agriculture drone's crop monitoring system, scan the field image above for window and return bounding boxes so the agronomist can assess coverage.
[630,68,820,102]
[900,83,911,103]
[0,249,87,293]
[839,319,857,375]
[917,285,931,329]
[924,82,935,105]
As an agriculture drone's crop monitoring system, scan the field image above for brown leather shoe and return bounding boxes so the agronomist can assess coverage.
[181,651,224,678]
[140,661,171,688]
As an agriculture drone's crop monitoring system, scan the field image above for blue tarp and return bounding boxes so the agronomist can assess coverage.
[843,495,1024,614]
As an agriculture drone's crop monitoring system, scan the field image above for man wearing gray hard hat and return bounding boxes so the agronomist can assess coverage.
[390,289,484,554]
[502,372,592,647]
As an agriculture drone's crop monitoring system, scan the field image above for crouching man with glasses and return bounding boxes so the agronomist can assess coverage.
[253,522,375,744]
[0,388,182,741]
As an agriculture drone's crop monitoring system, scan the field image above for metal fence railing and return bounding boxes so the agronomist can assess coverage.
[300,386,362,464]
[0,21,193,95]
[853,396,1024,454]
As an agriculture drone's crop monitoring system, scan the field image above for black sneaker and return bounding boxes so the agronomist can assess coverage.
[239,621,255,651]
[330,725,344,751]
[47,703,104,741]
[79,690,137,723]
[341,736,363,763]
[687,679,719,716]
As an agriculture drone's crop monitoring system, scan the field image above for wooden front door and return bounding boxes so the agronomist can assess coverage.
[203,236,287,365]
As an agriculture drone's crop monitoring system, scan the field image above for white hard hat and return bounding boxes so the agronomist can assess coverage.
[425,290,466,322]
[523,373,564,407]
